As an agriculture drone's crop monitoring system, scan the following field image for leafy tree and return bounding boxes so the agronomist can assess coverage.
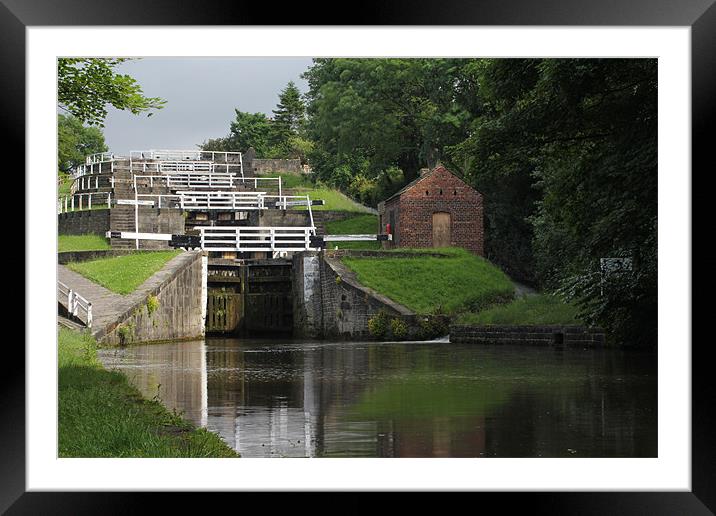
[228,110,273,157]
[57,114,108,172]
[449,58,657,346]
[303,58,473,183]
[199,136,236,152]
[58,58,166,127]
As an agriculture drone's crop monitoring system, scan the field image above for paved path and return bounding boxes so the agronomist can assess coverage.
[58,251,201,339]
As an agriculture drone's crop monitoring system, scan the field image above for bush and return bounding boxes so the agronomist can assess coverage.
[418,316,449,340]
[368,310,390,339]
[390,318,408,340]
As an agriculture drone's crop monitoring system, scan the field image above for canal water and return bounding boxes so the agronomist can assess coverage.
[97,338,657,458]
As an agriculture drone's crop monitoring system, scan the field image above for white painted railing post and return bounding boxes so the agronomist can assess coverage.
[87,303,93,328]
[88,194,92,209]
[235,227,240,251]
[71,196,74,211]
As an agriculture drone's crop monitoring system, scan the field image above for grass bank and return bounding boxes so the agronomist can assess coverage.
[455,294,581,326]
[58,327,238,457]
[66,250,180,295]
[325,214,381,250]
[58,234,111,253]
[342,247,514,314]
[297,187,373,213]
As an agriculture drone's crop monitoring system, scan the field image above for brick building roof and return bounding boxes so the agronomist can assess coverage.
[383,165,478,203]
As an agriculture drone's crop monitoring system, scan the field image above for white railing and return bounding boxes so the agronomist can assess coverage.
[74,160,115,178]
[179,191,268,211]
[85,152,117,165]
[58,281,93,328]
[58,192,112,213]
[130,149,204,161]
[134,173,238,190]
[197,226,317,252]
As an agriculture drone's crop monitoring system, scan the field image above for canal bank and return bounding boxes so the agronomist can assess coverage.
[58,327,238,457]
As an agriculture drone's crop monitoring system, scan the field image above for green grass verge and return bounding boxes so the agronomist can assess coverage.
[455,294,581,326]
[325,214,381,250]
[293,187,373,213]
[342,247,515,314]
[58,234,111,253]
[58,327,238,457]
[260,172,314,189]
[66,251,181,295]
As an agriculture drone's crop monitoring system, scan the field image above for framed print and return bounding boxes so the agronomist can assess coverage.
[6,0,712,512]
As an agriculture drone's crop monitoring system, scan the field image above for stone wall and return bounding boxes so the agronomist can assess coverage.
[449,324,607,347]
[58,209,110,235]
[101,252,206,345]
[248,158,302,175]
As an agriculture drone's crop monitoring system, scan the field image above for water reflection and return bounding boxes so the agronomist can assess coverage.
[98,338,657,458]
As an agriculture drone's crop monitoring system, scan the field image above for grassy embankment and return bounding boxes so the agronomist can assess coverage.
[58,234,111,253]
[342,247,515,315]
[58,327,237,457]
[455,294,581,326]
[65,251,181,295]
[325,214,381,250]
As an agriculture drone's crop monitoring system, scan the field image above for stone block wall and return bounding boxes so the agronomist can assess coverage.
[449,324,607,347]
[248,158,302,175]
[58,209,110,235]
[101,252,206,345]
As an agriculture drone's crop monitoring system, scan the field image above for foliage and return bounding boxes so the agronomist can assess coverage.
[342,247,515,315]
[445,58,657,345]
[58,234,111,253]
[146,295,160,316]
[303,58,474,183]
[229,111,274,157]
[417,316,449,340]
[293,187,374,213]
[456,294,581,326]
[58,328,238,457]
[66,251,180,295]
[270,81,306,152]
[367,310,390,339]
[58,114,108,172]
[58,58,165,127]
[389,318,408,340]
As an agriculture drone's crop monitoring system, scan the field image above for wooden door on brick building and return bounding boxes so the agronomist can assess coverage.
[432,212,451,248]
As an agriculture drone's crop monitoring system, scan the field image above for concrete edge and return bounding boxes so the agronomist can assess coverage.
[93,251,203,342]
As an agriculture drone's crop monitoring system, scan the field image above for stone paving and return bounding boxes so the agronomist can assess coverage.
[57,251,200,339]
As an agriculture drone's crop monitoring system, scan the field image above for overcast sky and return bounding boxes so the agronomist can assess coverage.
[101,57,314,153]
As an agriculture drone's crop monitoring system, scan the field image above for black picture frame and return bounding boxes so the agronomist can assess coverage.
[5,0,711,512]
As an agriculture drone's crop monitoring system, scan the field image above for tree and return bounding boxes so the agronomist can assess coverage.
[58,58,166,126]
[449,58,657,346]
[271,81,306,144]
[303,58,473,183]
[228,111,273,157]
[57,114,108,172]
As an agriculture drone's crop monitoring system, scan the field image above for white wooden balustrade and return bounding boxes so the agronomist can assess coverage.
[197,226,317,252]
[58,281,93,328]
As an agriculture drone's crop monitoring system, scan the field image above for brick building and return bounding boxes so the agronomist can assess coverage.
[377,165,484,255]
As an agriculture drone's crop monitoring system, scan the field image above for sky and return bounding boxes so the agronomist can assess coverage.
[101,57,314,153]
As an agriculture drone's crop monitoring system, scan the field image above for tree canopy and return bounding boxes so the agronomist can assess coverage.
[58,114,107,172]
[58,58,166,127]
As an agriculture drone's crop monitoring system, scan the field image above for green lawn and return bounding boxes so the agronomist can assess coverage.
[455,293,581,326]
[294,187,374,213]
[66,251,180,295]
[58,327,238,457]
[325,214,381,250]
[58,234,110,253]
[342,247,515,314]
